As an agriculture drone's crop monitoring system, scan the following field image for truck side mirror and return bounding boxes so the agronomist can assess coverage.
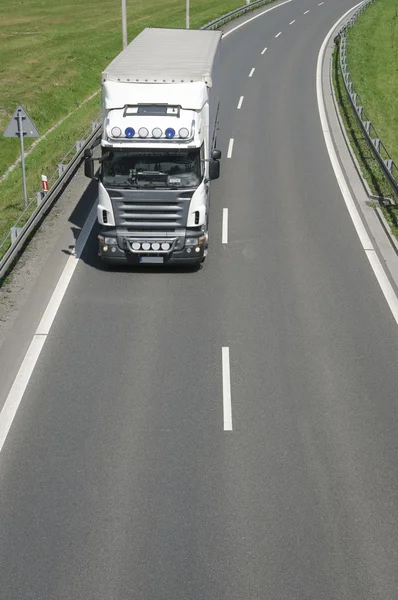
[209,159,220,181]
[84,156,95,179]
[212,149,221,160]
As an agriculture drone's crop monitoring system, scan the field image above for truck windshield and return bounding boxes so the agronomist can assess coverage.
[101,148,201,189]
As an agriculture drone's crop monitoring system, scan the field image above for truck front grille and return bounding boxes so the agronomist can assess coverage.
[110,190,192,231]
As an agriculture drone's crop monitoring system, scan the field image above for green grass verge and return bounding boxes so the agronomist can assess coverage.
[347,0,398,163]
[332,0,398,237]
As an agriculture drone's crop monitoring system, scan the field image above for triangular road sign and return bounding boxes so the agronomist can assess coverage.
[3,105,40,138]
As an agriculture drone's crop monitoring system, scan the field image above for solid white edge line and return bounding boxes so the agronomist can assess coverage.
[249,67,255,77]
[0,200,97,454]
[222,0,293,38]
[275,31,282,38]
[317,2,398,326]
[0,336,46,453]
[222,208,229,244]
[227,138,234,158]
[222,347,233,431]
[261,46,268,54]
[237,96,244,109]
[289,20,295,24]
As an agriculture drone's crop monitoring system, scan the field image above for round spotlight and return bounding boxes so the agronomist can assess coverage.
[138,127,149,138]
[111,126,122,138]
[179,128,189,139]
[161,242,171,251]
[151,242,160,251]
[142,242,151,251]
[132,242,141,251]
[165,127,176,139]
[125,127,135,138]
[152,128,162,139]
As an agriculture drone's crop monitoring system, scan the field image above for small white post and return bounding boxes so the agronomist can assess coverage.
[186,0,190,29]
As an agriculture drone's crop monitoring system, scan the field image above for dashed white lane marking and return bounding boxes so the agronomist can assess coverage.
[227,138,234,158]
[317,2,398,326]
[275,31,282,38]
[0,201,97,454]
[318,2,324,5]
[222,347,233,431]
[289,19,295,24]
[222,0,293,38]
[249,67,255,77]
[304,9,310,14]
[261,47,267,54]
[222,208,229,244]
[237,96,244,109]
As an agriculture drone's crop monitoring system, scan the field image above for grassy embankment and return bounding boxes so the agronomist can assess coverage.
[332,0,398,235]
[0,0,256,255]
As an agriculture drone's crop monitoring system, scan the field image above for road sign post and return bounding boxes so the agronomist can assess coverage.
[186,0,190,28]
[17,110,28,208]
[4,105,40,209]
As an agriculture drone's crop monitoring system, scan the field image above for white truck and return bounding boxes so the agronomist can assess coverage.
[84,27,222,267]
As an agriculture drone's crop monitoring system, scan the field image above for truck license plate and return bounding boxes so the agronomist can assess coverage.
[139,256,164,264]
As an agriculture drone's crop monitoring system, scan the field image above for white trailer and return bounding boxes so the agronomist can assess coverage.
[85,27,222,267]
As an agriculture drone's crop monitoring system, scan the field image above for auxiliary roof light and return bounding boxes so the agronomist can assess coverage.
[165,128,176,139]
[111,126,122,138]
[125,127,135,138]
[152,128,162,139]
[138,127,149,138]
[179,128,189,139]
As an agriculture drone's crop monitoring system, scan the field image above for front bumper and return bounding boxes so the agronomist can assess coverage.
[98,233,205,265]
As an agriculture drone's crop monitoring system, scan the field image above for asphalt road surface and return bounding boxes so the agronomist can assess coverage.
[2,1,398,598]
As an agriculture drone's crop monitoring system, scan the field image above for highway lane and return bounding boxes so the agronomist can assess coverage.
[2,1,398,598]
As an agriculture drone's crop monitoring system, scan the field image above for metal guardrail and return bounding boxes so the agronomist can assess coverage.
[0,0,278,283]
[336,0,398,201]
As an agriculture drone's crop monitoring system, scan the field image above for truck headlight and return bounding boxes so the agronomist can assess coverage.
[104,237,117,245]
[185,235,206,246]
[185,237,198,246]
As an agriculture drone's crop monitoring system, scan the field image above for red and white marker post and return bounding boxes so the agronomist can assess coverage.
[41,174,48,192]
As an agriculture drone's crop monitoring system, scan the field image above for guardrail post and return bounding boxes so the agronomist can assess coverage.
[372,138,380,152]
[11,227,23,244]
[384,159,393,173]
[36,191,46,206]
[363,121,371,134]
[356,105,363,118]
[76,140,84,152]
[92,121,99,132]
[350,92,358,106]
[58,163,67,177]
